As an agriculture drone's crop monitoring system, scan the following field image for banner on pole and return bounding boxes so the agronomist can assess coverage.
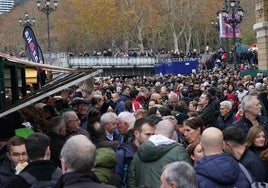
[219,13,241,38]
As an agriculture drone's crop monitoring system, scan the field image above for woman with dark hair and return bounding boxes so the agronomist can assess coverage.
[186,140,204,164]
[183,117,204,145]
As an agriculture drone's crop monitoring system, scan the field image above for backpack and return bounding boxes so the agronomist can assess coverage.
[19,168,62,188]
[239,163,268,188]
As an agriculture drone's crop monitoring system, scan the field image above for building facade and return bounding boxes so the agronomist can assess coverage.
[0,0,14,15]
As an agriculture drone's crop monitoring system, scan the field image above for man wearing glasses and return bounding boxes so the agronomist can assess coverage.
[0,136,28,186]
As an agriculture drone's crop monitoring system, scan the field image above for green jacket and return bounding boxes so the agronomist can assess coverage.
[93,147,116,185]
[127,137,191,188]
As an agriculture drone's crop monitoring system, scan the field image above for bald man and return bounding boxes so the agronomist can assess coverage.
[194,127,250,188]
[127,120,191,187]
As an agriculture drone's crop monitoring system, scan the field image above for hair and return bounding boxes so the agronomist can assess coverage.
[124,100,133,111]
[48,116,66,134]
[183,117,204,133]
[158,106,172,117]
[42,104,58,117]
[223,126,245,145]
[60,134,96,172]
[87,109,102,127]
[246,125,268,148]
[202,91,212,104]
[156,120,174,138]
[91,95,102,106]
[118,111,136,131]
[100,112,117,125]
[134,109,148,119]
[162,161,198,188]
[147,106,158,116]
[7,136,26,152]
[186,140,200,159]
[168,92,178,101]
[26,133,50,160]
[61,111,78,122]
[220,100,232,110]
[189,100,198,110]
[174,101,188,113]
[241,95,257,112]
[134,118,155,132]
[130,88,139,98]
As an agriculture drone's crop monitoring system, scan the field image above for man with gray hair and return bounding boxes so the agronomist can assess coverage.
[56,134,115,188]
[216,100,236,130]
[232,95,268,137]
[117,111,136,141]
[127,119,191,187]
[160,161,198,188]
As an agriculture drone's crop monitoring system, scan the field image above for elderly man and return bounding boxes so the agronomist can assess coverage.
[160,161,198,188]
[167,92,178,111]
[56,134,115,188]
[117,111,136,142]
[216,100,236,130]
[232,95,268,137]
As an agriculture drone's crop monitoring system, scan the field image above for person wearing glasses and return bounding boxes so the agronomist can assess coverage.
[0,136,28,186]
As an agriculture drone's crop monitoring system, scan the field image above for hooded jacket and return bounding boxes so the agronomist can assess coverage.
[195,153,250,188]
[127,135,191,188]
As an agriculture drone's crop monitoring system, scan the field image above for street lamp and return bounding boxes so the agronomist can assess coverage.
[211,14,221,49]
[19,12,36,27]
[36,0,58,57]
[221,0,244,70]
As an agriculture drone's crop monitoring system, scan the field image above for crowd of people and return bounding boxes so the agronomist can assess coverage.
[1,63,268,187]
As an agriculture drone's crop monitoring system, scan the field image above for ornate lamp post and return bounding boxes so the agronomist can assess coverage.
[19,12,36,27]
[221,0,244,70]
[36,0,58,56]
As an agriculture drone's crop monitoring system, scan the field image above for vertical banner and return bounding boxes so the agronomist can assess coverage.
[219,13,241,38]
[23,26,46,86]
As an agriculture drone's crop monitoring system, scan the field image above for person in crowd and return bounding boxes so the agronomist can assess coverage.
[160,86,169,105]
[157,106,172,117]
[117,112,136,143]
[0,136,28,187]
[55,134,115,188]
[216,100,236,130]
[195,127,250,188]
[160,161,198,188]
[236,83,248,102]
[179,87,192,105]
[130,88,142,112]
[110,93,120,110]
[197,91,216,127]
[147,99,156,109]
[150,93,163,105]
[188,100,198,112]
[232,95,268,137]
[133,109,148,119]
[6,133,62,188]
[76,98,91,130]
[61,110,88,137]
[246,125,268,157]
[127,119,191,187]
[47,116,66,168]
[183,117,204,145]
[115,86,131,115]
[255,82,268,117]
[223,126,267,182]
[40,104,58,121]
[188,81,202,101]
[167,92,178,111]
[100,112,123,142]
[186,140,204,164]
[114,118,155,188]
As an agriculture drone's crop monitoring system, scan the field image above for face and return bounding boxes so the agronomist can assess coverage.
[168,98,177,107]
[77,103,89,116]
[7,144,28,168]
[248,98,262,116]
[191,143,204,162]
[183,125,201,144]
[220,104,230,117]
[193,84,200,91]
[135,123,155,145]
[248,85,255,92]
[117,119,128,134]
[188,103,195,111]
[104,118,118,134]
[254,131,266,147]
[198,94,208,106]
[66,114,80,132]
[148,101,156,109]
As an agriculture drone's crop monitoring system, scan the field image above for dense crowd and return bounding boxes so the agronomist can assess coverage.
[0,64,268,187]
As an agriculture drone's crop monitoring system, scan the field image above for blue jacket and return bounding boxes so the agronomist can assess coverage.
[195,153,250,188]
[115,95,130,115]
[216,111,236,131]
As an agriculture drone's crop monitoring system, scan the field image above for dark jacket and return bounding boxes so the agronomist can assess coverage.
[0,157,16,187]
[5,160,62,188]
[198,103,216,127]
[115,95,130,115]
[48,132,66,168]
[114,142,137,188]
[239,147,267,182]
[195,153,250,188]
[127,136,191,188]
[216,111,236,130]
[232,115,268,136]
[55,171,116,188]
